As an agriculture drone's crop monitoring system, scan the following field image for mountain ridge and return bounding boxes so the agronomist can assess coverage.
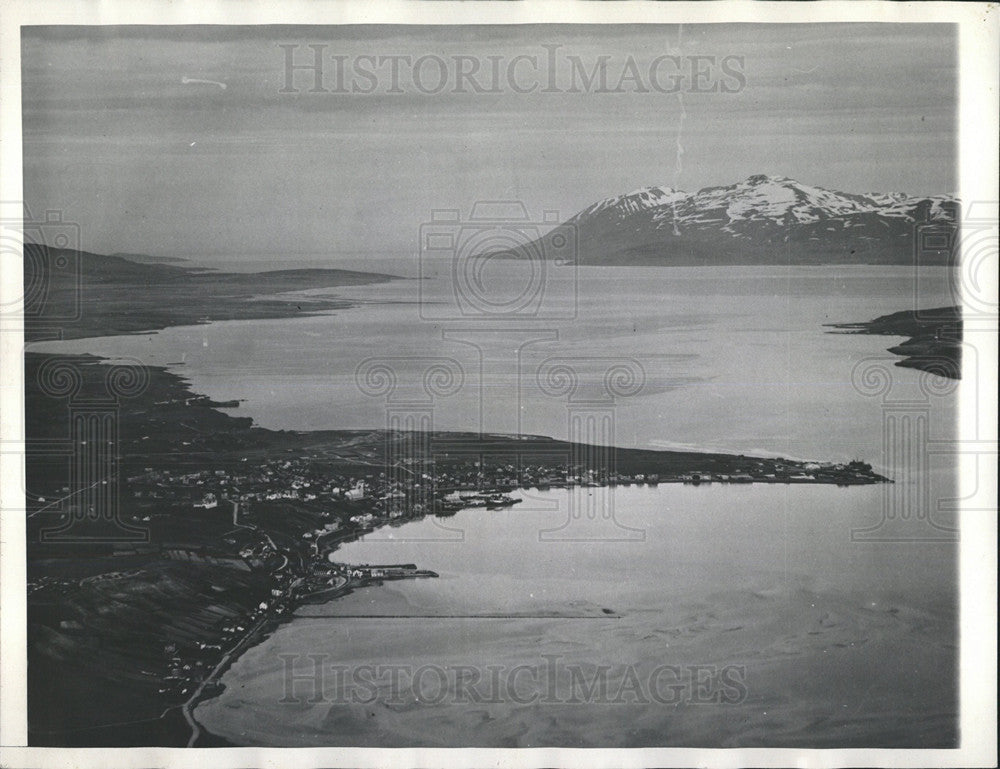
[515,174,958,266]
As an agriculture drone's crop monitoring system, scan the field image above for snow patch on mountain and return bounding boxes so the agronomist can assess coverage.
[571,186,688,222]
[677,176,874,227]
[546,174,958,265]
[570,175,956,232]
[636,175,954,230]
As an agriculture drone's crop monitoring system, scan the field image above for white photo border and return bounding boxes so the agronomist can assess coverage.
[1,2,996,767]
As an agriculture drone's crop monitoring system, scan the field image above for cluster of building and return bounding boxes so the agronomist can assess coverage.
[124,453,881,541]
[27,575,78,597]
[97,449,883,710]
[126,459,361,505]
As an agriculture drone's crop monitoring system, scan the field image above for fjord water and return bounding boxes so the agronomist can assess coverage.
[33,265,959,746]
[196,484,956,747]
[35,265,958,469]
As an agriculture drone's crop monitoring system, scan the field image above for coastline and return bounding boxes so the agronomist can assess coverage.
[24,348,890,746]
[190,485,958,750]
[23,256,905,746]
[828,305,962,380]
[23,244,403,343]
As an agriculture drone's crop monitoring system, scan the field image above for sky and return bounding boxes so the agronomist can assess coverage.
[21,24,957,264]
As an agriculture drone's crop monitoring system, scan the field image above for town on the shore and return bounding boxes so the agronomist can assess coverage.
[24,353,889,746]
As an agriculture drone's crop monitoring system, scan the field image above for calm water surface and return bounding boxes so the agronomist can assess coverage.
[195,485,956,747]
[34,265,958,469]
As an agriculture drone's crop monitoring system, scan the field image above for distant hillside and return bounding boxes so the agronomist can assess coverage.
[111,252,190,265]
[23,245,399,341]
[489,175,958,266]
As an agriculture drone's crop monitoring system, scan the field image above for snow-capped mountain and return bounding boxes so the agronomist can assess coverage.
[529,175,958,265]
[572,186,689,222]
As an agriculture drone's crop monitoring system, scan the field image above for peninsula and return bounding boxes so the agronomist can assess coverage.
[24,246,889,746]
[23,244,400,342]
[829,305,962,380]
[25,351,888,746]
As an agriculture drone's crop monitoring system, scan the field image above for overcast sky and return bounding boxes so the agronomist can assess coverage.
[22,24,957,264]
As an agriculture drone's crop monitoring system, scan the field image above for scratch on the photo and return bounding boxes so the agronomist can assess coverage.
[181,76,227,90]
[671,26,686,236]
